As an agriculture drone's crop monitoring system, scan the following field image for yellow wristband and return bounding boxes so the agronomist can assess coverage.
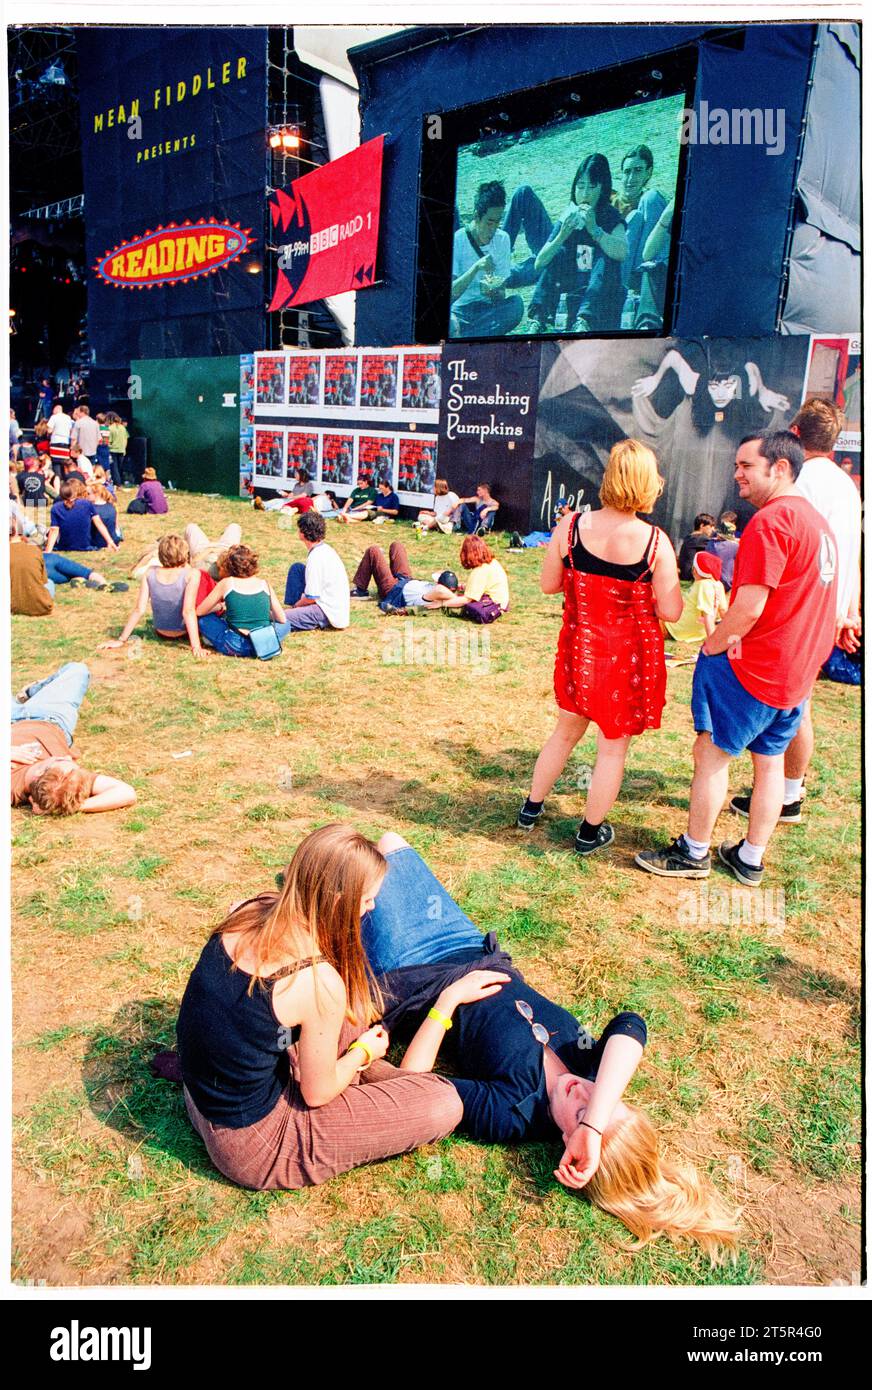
[348,1039,373,1069]
[427,1007,453,1031]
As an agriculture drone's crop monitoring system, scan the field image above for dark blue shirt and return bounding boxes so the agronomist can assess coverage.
[379,948,646,1144]
[50,497,98,551]
[377,491,400,513]
[177,931,301,1128]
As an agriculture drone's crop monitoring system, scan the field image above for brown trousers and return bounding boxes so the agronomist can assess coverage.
[352,542,412,600]
[184,1024,462,1190]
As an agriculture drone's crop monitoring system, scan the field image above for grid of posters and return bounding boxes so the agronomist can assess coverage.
[248,348,442,504]
[238,353,255,496]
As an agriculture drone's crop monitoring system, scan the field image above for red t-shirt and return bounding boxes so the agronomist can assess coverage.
[728,495,837,709]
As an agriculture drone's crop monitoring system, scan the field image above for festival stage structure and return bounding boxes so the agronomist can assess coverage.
[71,23,860,530]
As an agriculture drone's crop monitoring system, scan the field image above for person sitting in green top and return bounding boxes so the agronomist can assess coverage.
[196,544,291,658]
[336,479,379,524]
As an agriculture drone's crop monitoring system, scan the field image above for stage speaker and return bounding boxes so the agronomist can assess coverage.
[127,435,150,482]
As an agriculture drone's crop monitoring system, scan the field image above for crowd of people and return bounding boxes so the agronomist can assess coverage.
[9,390,860,1263]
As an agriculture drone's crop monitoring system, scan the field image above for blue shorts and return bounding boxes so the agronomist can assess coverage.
[691,651,805,758]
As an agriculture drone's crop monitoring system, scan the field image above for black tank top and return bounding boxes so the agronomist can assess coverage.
[563,517,658,583]
[177,931,323,1128]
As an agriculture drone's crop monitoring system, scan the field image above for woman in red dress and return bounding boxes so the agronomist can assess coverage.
[518,440,682,854]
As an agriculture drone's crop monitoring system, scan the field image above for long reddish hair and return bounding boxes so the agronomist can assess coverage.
[460,535,493,569]
[213,825,386,1022]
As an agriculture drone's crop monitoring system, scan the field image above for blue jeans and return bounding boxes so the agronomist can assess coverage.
[198,613,292,658]
[502,185,557,287]
[459,504,495,535]
[43,553,93,584]
[284,562,307,606]
[452,295,524,338]
[362,846,483,975]
[11,662,90,744]
[283,561,331,630]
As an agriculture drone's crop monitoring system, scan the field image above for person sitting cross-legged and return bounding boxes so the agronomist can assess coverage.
[350,540,459,613]
[282,510,351,633]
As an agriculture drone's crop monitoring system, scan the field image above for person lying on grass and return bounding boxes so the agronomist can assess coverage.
[176,825,465,1190]
[10,662,137,815]
[349,538,459,613]
[362,833,740,1260]
[99,533,209,660]
[177,825,738,1258]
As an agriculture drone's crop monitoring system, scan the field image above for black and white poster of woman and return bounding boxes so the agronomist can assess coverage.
[532,336,810,543]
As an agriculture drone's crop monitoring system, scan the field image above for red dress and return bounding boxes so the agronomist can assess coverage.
[554,514,667,738]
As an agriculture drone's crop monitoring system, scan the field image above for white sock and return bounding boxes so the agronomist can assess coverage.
[783,777,804,803]
[738,839,764,868]
[683,833,710,860]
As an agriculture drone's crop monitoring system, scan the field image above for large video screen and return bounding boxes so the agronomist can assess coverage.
[450,92,686,340]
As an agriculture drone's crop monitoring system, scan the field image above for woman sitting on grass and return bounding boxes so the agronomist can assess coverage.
[87,481,123,548]
[99,533,208,659]
[195,543,291,658]
[440,534,510,621]
[176,826,465,1189]
[45,480,120,554]
[363,833,741,1260]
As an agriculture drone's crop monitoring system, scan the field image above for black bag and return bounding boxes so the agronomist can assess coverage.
[126,498,148,514]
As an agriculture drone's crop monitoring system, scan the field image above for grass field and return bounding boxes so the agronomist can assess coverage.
[10,494,861,1287]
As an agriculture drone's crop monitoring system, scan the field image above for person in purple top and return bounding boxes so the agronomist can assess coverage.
[130,467,169,515]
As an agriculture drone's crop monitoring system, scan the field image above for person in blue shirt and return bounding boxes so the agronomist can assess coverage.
[372,479,400,521]
[46,480,119,553]
[362,833,741,1258]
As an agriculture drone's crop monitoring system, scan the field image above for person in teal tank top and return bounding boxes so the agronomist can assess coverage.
[196,544,292,657]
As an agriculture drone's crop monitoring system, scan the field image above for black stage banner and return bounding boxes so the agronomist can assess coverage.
[438,340,542,532]
[532,336,810,541]
[76,27,268,390]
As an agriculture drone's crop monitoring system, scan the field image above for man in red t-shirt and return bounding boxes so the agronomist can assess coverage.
[637,430,837,888]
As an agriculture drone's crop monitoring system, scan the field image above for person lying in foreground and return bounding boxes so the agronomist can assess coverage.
[364,834,740,1259]
[10,663,137,814]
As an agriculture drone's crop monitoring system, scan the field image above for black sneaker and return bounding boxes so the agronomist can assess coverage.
[507,531,524,551]
[718,839,764,887]
[574,822,615,856]
[350,586,371,599]
[729,793,803,824]
[635,835,711,878]
[517,802,544,831]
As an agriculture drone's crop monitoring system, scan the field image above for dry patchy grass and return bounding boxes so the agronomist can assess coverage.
[10,493,862,1287]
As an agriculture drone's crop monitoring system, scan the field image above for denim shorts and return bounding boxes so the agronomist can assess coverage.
[691,651,805,757]
[362,847,483,975]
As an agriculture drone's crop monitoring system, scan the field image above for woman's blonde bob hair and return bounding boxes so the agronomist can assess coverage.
[599,439,664,515]
[214,825,387,1024]
[157,534,190,568]
[587,1105,741,1262]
